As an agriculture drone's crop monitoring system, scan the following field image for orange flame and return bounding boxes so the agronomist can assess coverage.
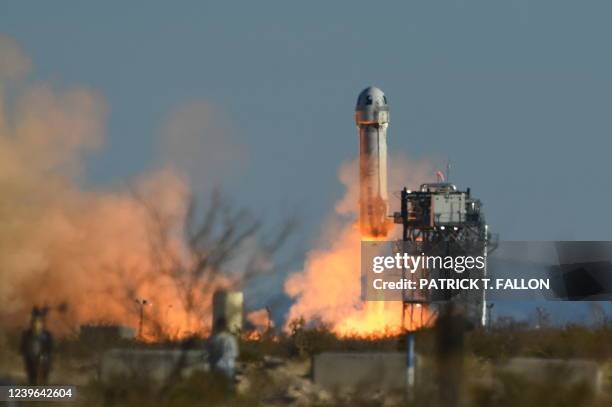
[284,157,435,338]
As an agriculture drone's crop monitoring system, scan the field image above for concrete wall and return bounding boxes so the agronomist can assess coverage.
[313,352,406,390]
[100,349,208,382]
[80,325,136,341]
[312,353,603,392]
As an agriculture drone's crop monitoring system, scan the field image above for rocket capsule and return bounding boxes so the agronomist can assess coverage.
[356,87,389,237]
[355,86,389,125]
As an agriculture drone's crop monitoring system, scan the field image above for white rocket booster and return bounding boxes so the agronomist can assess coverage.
[355,86,389,237]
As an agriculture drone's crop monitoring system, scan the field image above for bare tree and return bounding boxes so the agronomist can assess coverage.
[132,188,297,337]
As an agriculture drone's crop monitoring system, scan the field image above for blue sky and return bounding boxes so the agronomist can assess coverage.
[4,1,612,242]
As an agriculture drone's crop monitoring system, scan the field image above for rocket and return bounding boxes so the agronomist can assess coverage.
[355,86,390,237]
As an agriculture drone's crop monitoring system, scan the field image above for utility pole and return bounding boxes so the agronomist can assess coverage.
[135,299,150,339]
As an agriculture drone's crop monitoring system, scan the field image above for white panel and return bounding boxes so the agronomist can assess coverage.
[432,193,465,224]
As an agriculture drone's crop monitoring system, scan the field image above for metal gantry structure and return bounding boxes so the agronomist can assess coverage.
[393,181,492,392]
[394,182,491,329]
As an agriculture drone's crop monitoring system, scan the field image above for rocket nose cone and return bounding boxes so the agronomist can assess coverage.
[356,86,388,111]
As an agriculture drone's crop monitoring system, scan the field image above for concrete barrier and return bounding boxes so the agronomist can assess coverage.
[313,352,406,390]
[80,325,136,342]
[100,349,208,382]
[312,352,603,393]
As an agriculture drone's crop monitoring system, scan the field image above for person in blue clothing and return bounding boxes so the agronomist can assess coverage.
[207,317,239,380]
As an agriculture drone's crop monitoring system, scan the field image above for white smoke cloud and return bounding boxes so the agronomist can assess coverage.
[0,36,241,338]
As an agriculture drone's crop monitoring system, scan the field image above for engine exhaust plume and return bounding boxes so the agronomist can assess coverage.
[285,155,435,337]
